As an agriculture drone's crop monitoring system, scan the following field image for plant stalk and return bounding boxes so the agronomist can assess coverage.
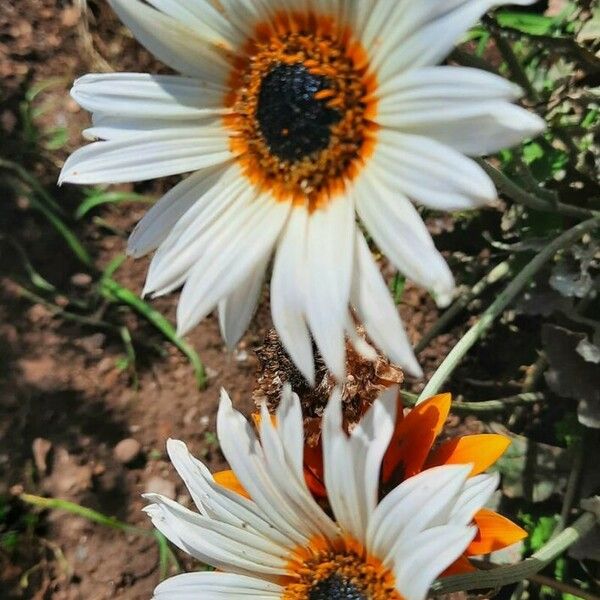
[431,511,597,594]
[418,216,600,402]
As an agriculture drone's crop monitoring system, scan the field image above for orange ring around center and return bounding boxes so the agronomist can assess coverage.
[223,11,378,212]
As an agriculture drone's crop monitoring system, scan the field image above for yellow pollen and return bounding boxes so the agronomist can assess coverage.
[282,537,402,600]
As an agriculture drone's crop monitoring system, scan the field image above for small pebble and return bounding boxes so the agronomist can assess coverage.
[71,273,92,288]
[145,476,176,499]
[114,438,142,465]
[32,437,52,475]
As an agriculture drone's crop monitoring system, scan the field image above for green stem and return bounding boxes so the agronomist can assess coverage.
[0,158,65,215]
[491,30,539,100]
[15,283,115,331]
[477,160,598,220]
[529,574,599,600]
[101,277,207,389]
[431,512,597,594]
[2,161,92,266]
[415,261,510,354]
[402,391,544,415]
[418,216,600,402]
[20,493,147,536]
[556,427,589,536]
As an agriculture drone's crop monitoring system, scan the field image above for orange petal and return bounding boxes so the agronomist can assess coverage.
[304,466,327,498]
[468,509,528,555]
[304,441,327,499]
[251,412,277,429]
[442,554,476,577]
[425,434,511,477]
[213,470,251,500]
[383,393,451,482]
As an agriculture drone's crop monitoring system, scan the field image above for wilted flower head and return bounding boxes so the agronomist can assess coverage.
[253,328,404,444]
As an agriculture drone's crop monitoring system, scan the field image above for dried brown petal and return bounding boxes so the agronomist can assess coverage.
[253,329,404,445]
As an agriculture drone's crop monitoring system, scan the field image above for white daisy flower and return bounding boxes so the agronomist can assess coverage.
[60,0,545,382]
[145,386,501,600]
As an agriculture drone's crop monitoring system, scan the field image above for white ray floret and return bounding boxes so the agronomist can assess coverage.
[60,0,545,382]
[144,386,500,600]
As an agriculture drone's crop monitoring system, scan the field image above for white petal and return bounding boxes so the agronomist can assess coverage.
[153,572,282,600]
[72,73,227,120]
[218,254,269,349]
[257,400,340,540]
[352,1,397,51]
[108,0,230,81]
[351,387,398,519]
[127,164,231,258]
[143,164,248,294]
[216,0,266,38]
[305,198,355,381]
[375,129,497,211]
[322,387,397,543]
[176,197,289,336]
[59,128,230,185]
[373,0,539,80]
[144,0,242,48]
[144,494,289,577]
[322,390,363,539]
[216,390,336,547]
[394,525,477,600]
[351,232,422,377]
[166,439,295,549]
[82,115,221,142]
[270,208,315,385]
[353,167,455,307]
[379,97,545,156]
[377,65,522,101]
[367,464,472,564]
[275,386,305,477]
[449,472,500,524]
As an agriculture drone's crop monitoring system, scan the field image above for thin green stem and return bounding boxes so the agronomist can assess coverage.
[529,574,599,600]
[14,283,115,331]
[477,160,598,220]
[0,158,65,215]
[492,30,539,100]
[431,512,597,594]
[20,493,147,536]
[418,216,600,402]
[415,261,510,354]
[101,277,207,389]
[556,427,589,536]
[402,391,544,415]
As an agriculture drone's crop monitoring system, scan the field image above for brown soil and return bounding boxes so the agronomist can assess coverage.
[0,2,464,598]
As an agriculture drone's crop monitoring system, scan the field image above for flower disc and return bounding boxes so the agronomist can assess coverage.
[226,13,377,210]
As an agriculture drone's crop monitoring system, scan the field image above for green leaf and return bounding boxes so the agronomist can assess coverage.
[76,190,153,220]
[496,11,563,36]
[100,277,207,388]
[530,516,560,552]
[391,273,406,304]
[44,127,69,151]
[20,494,141,534]
[25,191,92,267]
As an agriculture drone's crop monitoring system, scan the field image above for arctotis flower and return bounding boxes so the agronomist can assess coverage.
[145,387,502,600]
[60,0,545,382]
[218,390,528,577]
